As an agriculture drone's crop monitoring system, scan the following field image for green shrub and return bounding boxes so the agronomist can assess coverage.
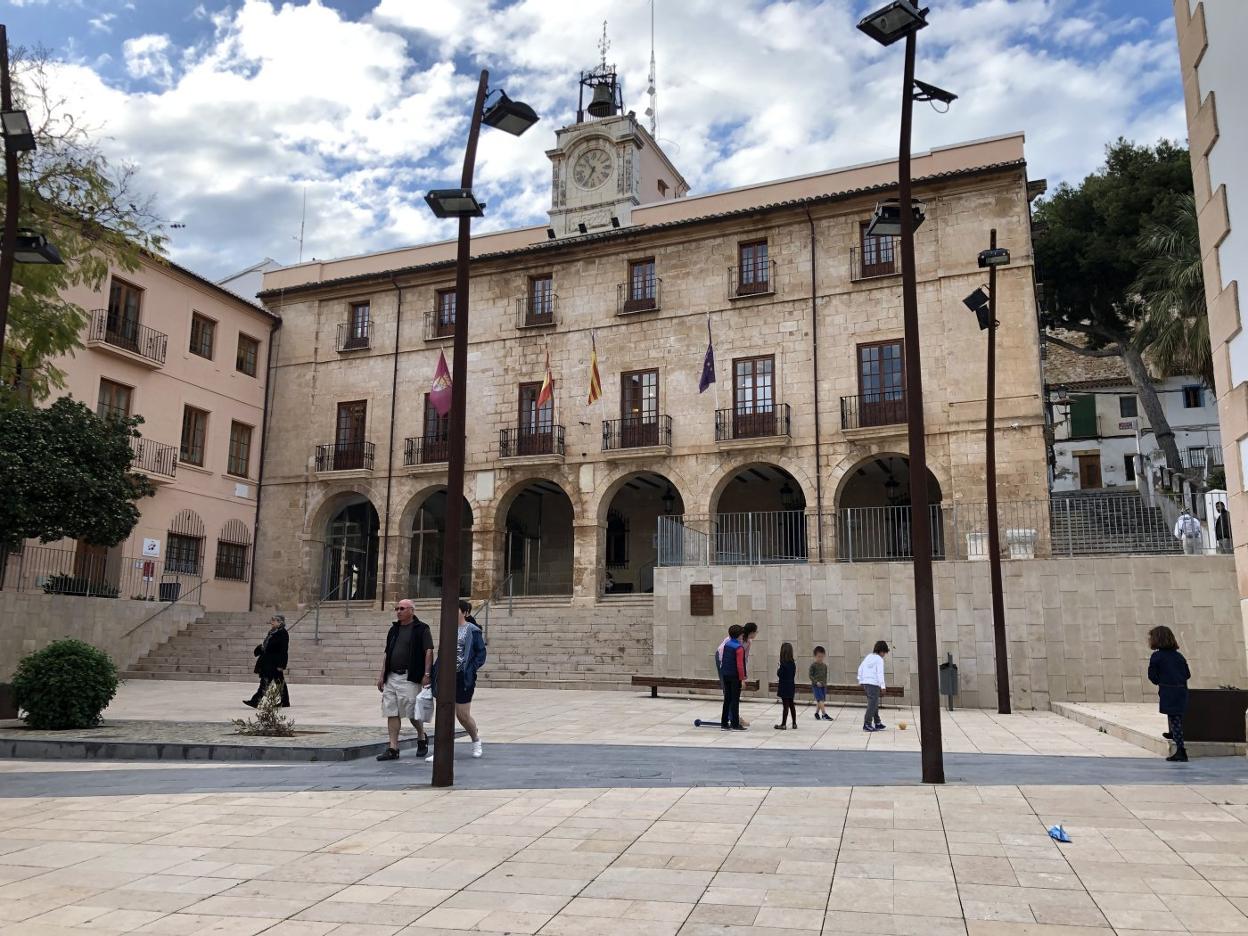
[42,573,119,598]
[12,639,120,729]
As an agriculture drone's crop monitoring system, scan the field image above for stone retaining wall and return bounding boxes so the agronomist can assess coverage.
[0,593,204,681]
[653,556,1246,710]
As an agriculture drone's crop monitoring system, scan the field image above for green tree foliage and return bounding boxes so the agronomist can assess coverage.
[0,397,154,547]
[1034,139,1199,475]
[12,638,119,729]
[1132,193,1211,388]
[2,45,166,401]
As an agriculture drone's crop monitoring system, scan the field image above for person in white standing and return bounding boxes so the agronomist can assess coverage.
[857,640,889,732]
[1173,508,1203,555]
[427,599,487,762]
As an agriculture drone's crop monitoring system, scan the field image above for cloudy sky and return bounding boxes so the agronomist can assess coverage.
[3,0,1186,281]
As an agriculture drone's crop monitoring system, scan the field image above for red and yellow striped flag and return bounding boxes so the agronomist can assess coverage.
[587,332,602,405]
[536,349,554,410]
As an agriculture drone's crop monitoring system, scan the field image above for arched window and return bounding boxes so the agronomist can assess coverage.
[215,519,252,582]
[167,509,205,575]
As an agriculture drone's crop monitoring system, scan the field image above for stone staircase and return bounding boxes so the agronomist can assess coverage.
[1048,490,1181,556]
[122,594,654,691]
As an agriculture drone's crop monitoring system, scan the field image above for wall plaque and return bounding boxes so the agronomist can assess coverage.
[690,583,714,616]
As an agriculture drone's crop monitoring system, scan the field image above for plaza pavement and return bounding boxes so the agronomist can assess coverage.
[3,681,1248,935]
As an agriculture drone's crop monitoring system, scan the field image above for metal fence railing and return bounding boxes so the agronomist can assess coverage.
[87,309,168,366]
[715,403,791,442]
[499,425,565,458]
[314,441,375,472]
[602,415,672,451]
[0,543,202,600]
[654,493,1198,567]
[840,392,906,431]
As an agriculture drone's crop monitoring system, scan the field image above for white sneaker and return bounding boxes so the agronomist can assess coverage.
[425,753,434,763]
[471,739,483,758]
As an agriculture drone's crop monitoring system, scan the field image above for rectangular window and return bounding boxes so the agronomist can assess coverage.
[341,302,370,350]
[180,405,208,466]
[1069,394,1096,438]
[215,541,249,582]
[732,355,775,438]
[435,289,457,337]
[625,259,657,312]
[856,340,905,427]
[166,533,202,575]
[527,275,554,325]
[1183,385,1203,408]
[621,369,659,447]
[189,314,215,359]
[859,221,897,278]
[1119,395,1138,418]
[97,379,132,421]
[227,422,253,478]
[1188,446,1206,469]
[737,240,770,295]
[1124,453,1136,483]
[420,393,450,463]
[236,334,260,377]
[334,400,367,469]
[106,278,143,350]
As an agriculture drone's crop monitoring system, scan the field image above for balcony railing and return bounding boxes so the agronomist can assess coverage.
[500,425,565,458]
[425,309,455,340]
[1,543,203,601]
[336,320,370,352]
[517,294,557,328]
[129,436,177,480]
[841,392,907,430]
[88,309,168,366]
[315,441,375,471]
[404,435,449,466]
[850,242,899,281]
[603,414,672,451]
[1179,447,1224,471]
[617,277,661,315]
[715,403,790,442]
[729,259,776,298]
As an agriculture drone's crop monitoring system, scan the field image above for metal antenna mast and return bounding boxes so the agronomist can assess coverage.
[646,0,657,136]
[296,187,307,263]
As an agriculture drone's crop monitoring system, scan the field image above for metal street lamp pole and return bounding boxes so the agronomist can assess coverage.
[896,27,944,784]
[0,24,21,368]
[431,69,490,789]
[984,228,1011,715]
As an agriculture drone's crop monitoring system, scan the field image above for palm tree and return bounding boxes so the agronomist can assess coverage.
[1132,192,1212,389]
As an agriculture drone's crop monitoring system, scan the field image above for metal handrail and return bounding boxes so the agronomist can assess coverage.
[120,579,206,639]
[287,577,350,642]
[470,573,512,646]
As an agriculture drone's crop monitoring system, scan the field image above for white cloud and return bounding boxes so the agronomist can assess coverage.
[89,13,117,34]
[31,0,1187,279]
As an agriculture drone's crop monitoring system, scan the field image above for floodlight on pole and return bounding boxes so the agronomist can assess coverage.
[424,189,485,219]
[0,108,33,152]
[857,0,928,46]
[963,287,992,330]
[866,198,925,238]
[481,90,539,136]
[13,231,62,265]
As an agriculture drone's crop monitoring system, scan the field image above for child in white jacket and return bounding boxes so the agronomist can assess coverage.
[857,641,889,732]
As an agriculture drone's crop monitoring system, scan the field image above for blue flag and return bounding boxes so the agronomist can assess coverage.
[698,319,716,393]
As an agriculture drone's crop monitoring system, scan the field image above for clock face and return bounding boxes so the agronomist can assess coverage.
[573,148,613,190]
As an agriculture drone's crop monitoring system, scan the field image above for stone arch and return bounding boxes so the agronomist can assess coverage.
[401,485,475,600]
[833,452,946,562]
[708,459,812,516]
[707,461,811,564]
[594,469,690,595]
[494,474,576,596]
[304,489,380,602]
[593,464,695,525]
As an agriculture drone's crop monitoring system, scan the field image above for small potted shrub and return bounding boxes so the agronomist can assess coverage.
[11,639,120,729]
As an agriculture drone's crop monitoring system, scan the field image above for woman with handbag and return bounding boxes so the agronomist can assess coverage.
[246,615,290,708]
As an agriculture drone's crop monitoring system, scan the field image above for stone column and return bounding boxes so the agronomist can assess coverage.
[572,519,606,605]
[473,524,503,600]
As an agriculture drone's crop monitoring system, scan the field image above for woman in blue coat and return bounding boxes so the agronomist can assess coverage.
[1147,625,1191,762]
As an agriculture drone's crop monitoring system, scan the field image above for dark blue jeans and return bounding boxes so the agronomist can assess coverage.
[721,679,742,728]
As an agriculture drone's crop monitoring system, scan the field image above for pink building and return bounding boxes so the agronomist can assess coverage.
[17,254,278,612]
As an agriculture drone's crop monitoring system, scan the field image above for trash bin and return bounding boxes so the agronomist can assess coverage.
[939,653,958,711]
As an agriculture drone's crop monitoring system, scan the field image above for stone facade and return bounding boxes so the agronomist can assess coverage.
[653,556,1247,711]
[252,133,1049,610]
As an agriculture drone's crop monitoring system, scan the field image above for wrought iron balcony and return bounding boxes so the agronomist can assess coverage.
[517,294,557,328]
[500,425,565,458]
[315,441,375,472]
[425,309,455,341]
[129,435,177,481]
[841,392,906,430]
[617,276,661,315]
[336,320,370,352]
[850,240,899,281]
[602,415,672,451]
[729,259,776,298]
[87,309,168,367]
[715,403,790,442]
[404,435,450,466]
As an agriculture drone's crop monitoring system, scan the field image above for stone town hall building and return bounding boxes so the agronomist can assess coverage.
[251,93,1049,612]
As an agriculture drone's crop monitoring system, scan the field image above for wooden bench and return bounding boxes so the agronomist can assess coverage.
[767,682,905,699]
[631,675,760,698]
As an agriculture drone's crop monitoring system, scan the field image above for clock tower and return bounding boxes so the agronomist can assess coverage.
[547,56,688,237]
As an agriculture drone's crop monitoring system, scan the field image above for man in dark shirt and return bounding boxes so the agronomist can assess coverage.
[376,598,434,761]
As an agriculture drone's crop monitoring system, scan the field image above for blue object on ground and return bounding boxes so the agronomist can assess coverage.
[1047,825,1071,843]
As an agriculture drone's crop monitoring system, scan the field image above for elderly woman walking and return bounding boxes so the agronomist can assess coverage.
[246,614,290,708]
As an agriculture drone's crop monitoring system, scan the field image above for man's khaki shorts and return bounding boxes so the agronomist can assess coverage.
[381,672,420,719]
